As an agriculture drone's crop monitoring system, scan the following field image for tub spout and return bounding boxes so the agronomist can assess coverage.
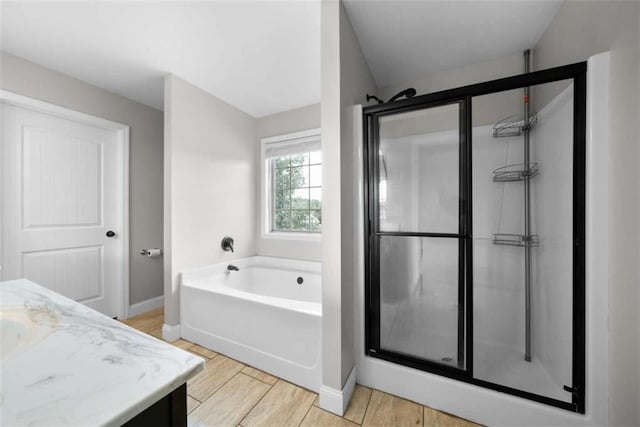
[227,264,239,272]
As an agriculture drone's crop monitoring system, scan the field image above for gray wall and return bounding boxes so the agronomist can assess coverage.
[339,3,377,386]
[377,53,526,132]
[163,74,257,326]
[321,0,344,393]
[321,0,377,395]
[379,53,523,105]
[533,2,640,425]
[0,51,164,307]
[256,103,321,262]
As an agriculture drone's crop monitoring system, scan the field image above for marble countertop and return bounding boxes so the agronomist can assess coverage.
[0,279,204,426]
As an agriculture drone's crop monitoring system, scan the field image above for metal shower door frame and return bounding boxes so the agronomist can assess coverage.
[364,97,472,377]
[362,61,587,413]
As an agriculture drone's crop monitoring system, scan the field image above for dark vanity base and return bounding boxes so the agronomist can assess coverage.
[123,383,187,427]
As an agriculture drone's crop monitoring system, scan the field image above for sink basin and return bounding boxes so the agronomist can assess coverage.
[0,307,58,360]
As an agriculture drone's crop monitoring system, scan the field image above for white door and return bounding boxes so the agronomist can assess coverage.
[1,100,127,318]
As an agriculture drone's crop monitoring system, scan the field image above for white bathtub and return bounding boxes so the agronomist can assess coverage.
[180,256,322,391]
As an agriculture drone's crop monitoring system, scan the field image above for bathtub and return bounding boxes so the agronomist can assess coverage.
[180,256,322,392]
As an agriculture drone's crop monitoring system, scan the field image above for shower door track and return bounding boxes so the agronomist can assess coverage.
[363,61,587,414]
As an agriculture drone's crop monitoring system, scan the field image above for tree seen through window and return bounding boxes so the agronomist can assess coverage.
[272,151,321,232]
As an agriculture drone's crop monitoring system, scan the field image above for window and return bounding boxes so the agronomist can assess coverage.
[262,129,321,236]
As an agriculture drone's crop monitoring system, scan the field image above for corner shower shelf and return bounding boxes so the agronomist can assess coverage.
[493,233,539,247]
[492,113,538,138]
[492,162,539,182]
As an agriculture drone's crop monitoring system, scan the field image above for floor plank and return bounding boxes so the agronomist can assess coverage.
[301,406,359,427]
[189,373,270,426]
[344,385,373,424]
[187,395,200,415]
[148,326,163,339]
[240,380,315,427]
[121,308,163,332]
[241,366,278,385]
[362,390,423,426]
[188,343,218,359]
[424,406,481,427]
[187,355,245,402]
[173,339,194,351]
[173,339,218,359]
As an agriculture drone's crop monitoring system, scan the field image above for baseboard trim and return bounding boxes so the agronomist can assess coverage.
[162,323,181,342]
[128,295,164,318]
[319,366,356,416]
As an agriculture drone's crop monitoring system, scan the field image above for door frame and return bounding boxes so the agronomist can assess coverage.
[0,90,130,319]
[364,98,472,378]
[362,61,587,413]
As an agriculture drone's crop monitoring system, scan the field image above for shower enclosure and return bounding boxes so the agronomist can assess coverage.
[363,61,586,412]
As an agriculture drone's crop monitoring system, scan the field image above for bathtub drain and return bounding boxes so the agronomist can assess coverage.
[297,277,304,285]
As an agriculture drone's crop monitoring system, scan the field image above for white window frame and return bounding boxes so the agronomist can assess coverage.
[261,128,322,241]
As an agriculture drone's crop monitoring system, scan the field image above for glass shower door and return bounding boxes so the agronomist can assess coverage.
[368,100,470,371]
[363,62,587,412]
[471,79,576,403]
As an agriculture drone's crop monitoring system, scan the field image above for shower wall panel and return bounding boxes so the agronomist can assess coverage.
[471,81,575,402]
[531,84,574,385]
[472,124,526,351]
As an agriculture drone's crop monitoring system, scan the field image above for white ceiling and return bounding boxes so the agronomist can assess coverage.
[2,1,562,117]
[1,1,320,118]
[343,0,563,89]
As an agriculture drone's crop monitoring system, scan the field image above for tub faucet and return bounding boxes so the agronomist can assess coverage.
[221,236,234,253]
[227,264,239,272]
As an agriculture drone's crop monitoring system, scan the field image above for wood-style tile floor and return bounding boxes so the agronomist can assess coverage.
[122,308,480,427]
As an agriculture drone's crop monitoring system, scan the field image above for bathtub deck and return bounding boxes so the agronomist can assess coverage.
[123,309,481,427]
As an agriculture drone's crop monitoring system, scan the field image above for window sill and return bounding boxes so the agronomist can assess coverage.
[262,232,321,242]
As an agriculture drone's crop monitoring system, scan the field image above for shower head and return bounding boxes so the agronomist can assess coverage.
[388,88,417,103]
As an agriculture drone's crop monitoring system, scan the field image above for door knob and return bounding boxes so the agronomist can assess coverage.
[106,230,116,238]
